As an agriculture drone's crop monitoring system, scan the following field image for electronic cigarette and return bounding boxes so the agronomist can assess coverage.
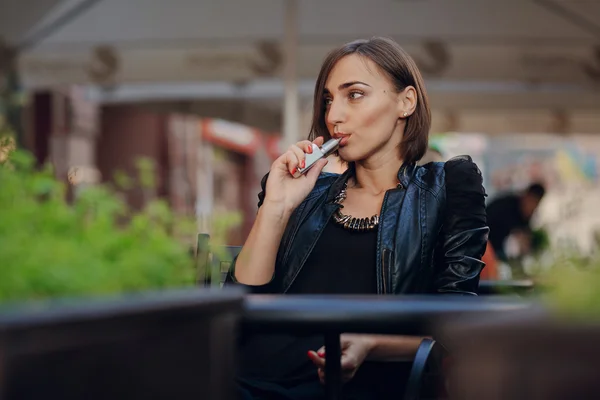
[293,138,342,178]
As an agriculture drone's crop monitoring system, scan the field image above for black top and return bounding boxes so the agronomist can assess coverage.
[239,221,378,386]
[288,221,378,295]
[486,194,528,260]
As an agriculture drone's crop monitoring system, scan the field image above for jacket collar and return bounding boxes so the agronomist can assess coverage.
[398,162,417,189]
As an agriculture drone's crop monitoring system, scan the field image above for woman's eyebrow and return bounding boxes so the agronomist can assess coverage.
[324,81,371,93]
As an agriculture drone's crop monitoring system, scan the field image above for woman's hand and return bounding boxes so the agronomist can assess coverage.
[263,137,328,215]
[307,334,375,385]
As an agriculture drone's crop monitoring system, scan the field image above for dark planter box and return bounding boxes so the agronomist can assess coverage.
[442,310,600,400]
[0,288,245,400]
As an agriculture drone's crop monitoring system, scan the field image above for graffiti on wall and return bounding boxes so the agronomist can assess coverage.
[431,132,599,199]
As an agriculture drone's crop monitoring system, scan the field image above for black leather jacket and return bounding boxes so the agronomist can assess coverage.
[227,155,489,295]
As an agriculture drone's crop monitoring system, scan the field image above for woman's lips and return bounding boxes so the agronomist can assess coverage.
[334,134,350,147]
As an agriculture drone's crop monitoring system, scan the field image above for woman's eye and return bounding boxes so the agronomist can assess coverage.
[349,91,364,100]
[324,97,333,106]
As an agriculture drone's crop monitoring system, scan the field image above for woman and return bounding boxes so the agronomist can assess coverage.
[226,37,488,400]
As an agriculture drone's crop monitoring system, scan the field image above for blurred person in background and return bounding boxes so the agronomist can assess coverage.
[486,182,546,262]
[226,37,488,400]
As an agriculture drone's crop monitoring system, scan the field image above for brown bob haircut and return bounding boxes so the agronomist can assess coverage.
[308,37,431,165]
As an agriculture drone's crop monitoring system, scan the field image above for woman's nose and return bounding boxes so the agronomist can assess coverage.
[326,99,345,126]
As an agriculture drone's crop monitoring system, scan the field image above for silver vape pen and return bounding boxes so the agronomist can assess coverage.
[293,138,342,178]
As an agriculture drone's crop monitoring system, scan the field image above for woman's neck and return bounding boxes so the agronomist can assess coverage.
[351,148,404,195]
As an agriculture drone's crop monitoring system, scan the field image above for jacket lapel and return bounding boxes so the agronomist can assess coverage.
[377,163,418,293]
[281,201,339,292]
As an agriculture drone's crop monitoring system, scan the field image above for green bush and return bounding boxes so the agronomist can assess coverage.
[538,249,600,320]
[0,148,197,303]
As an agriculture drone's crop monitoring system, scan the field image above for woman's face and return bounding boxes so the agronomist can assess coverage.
[323,54,411,163]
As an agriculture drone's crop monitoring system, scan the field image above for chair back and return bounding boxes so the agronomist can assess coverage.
[196,233,242,288]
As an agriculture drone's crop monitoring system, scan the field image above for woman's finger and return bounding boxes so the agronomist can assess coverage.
[295,140,315,155]
[312,136,325,147]
[278,150,301,176]
[316,346,325,357]
[307,351,326,368]
[287,144,307,170]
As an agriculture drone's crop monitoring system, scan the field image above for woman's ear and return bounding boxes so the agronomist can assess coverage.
[397,86,417,118]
